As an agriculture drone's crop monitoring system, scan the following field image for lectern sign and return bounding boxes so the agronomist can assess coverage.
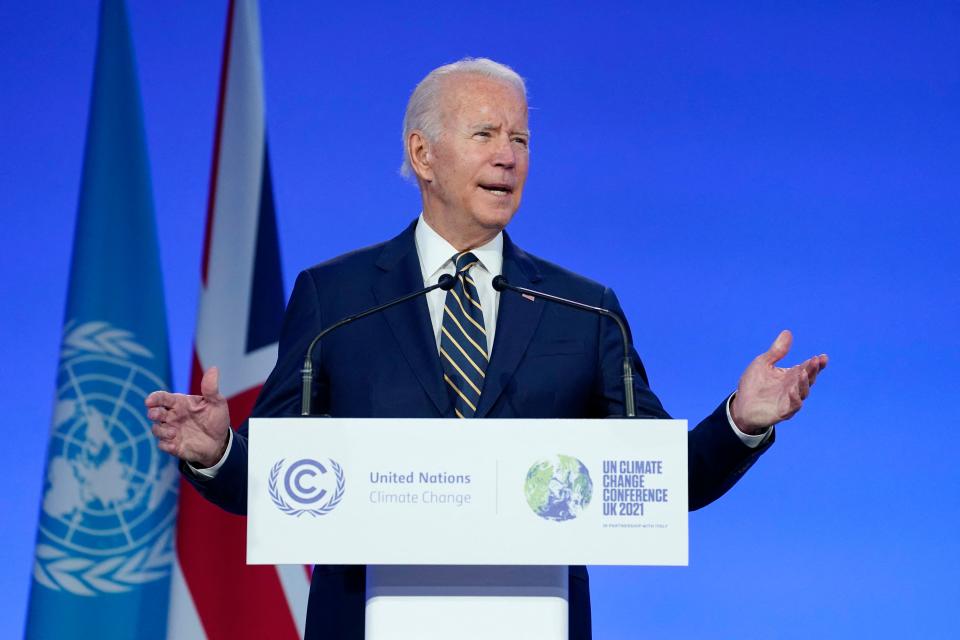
[248,418,688,566]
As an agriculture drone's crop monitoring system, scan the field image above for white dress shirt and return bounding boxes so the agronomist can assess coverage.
[415,213,503,355]
[192,215,766,477]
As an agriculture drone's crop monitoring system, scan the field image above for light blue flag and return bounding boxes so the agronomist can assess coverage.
[25,1,176,638]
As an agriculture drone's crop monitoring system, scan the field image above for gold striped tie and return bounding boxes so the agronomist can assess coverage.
[440,252,487,418]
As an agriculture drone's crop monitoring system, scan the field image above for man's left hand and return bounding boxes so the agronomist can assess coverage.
[730,330,828,435]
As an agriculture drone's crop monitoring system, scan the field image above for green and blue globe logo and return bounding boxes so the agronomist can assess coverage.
[524,455,593,522]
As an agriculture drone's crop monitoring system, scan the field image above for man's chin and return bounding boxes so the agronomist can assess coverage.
[475,204,519,231]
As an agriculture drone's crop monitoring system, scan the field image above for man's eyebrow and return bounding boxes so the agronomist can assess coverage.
[469,123,530,136]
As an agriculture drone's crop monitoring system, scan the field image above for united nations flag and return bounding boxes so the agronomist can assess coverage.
[25,1,176,638]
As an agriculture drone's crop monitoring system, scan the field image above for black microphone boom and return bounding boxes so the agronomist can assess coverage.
[491,275,636,418]
[300,273,456,416]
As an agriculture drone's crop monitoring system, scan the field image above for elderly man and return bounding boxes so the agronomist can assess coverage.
[147,58,827,639]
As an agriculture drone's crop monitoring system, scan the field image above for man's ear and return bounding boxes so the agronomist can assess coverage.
[407,131,434,182]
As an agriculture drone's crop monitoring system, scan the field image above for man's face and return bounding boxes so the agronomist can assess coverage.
[421,75,530,244]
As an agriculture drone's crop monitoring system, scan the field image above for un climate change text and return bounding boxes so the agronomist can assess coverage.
[368,470,472,508]
[602,460,668,516]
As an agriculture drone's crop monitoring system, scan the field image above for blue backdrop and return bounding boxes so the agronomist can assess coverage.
[3,1,958,637]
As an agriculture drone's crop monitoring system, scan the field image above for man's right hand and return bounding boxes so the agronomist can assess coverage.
[145,366,231,468]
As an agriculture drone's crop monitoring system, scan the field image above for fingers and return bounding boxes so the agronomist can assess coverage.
[145,390,176,409]
[151,421,180,458]
[802,354,828,387]
[147,365,225,408]
[798,367,810,400]
[200,366,221,400]
[147,404,183,424]
[762,329,793,365]
[151,422,177,441]
[145,389,193,411]
[787,354,824,417]
[157,439,179,456]
[148,402,179,457]
[782,374,804,420]
[739,335,826,428]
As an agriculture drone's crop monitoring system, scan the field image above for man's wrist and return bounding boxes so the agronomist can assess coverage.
[202,435,229,467]
[729,393,768,436]
[726,394,771,448]
[189,430,233,474]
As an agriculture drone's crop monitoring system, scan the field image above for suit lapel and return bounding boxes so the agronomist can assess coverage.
[474,233,544,418]
[373,221,450,417]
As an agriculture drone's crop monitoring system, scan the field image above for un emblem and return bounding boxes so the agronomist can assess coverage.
[269,458,346,517]
[33,321,177,595]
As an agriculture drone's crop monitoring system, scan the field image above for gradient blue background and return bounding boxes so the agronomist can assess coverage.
[3,1,958,638]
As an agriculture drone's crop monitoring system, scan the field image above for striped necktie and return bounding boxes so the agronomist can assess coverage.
[440,252,488,418]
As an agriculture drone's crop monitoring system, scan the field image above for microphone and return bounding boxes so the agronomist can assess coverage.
[301,273,456,416]
[492,275,637,418]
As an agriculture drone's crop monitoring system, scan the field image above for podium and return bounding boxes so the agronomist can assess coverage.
[248,418,688,639]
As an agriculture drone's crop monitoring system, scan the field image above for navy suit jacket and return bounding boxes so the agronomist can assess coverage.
[185,219,772,640]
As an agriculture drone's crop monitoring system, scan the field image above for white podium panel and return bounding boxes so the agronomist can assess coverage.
[365,565,568,640]
[247,418,688,566]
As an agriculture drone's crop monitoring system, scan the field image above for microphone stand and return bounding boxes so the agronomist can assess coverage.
[301,274,456,416]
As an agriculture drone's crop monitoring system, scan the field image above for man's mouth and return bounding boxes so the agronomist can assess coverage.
[478,183,514,196]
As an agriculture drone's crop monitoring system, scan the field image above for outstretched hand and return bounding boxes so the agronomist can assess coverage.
[730,330,828,435]
[145,366,231,468]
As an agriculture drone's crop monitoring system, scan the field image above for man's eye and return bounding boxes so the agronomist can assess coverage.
[512,137,529,147]
[474,131,491,138]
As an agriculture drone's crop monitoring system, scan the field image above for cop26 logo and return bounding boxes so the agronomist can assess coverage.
[34,321,177,596]
[269,458,346,517]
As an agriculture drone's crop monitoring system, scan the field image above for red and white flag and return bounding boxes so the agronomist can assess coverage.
[166,0,309,637]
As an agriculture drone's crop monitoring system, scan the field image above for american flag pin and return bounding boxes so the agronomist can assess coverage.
[522,293,536,302]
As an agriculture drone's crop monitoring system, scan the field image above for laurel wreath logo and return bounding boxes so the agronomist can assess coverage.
[269,459,346,517]
[61,319,154,360]
[33,528,174,596]
[34,319,175,596]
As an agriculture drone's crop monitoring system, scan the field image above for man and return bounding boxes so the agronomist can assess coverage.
[147,58,827,639]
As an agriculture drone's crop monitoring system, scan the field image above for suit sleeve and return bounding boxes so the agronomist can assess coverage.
[180,269,329,515]
[596,287,773,511]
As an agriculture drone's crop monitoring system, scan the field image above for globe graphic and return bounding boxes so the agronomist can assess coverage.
[524,455,593,521]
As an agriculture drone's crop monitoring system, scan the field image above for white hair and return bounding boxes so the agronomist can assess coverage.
[400,57,527,179]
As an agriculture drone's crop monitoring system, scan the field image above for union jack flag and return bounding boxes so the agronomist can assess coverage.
[165,1,309,637]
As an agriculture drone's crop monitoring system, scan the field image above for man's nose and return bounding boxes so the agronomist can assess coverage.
[491,136,516,169]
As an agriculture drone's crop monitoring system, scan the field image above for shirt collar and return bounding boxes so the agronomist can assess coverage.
[414,213,504,281]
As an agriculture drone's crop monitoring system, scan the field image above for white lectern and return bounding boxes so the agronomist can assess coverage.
[248,418,688,639]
